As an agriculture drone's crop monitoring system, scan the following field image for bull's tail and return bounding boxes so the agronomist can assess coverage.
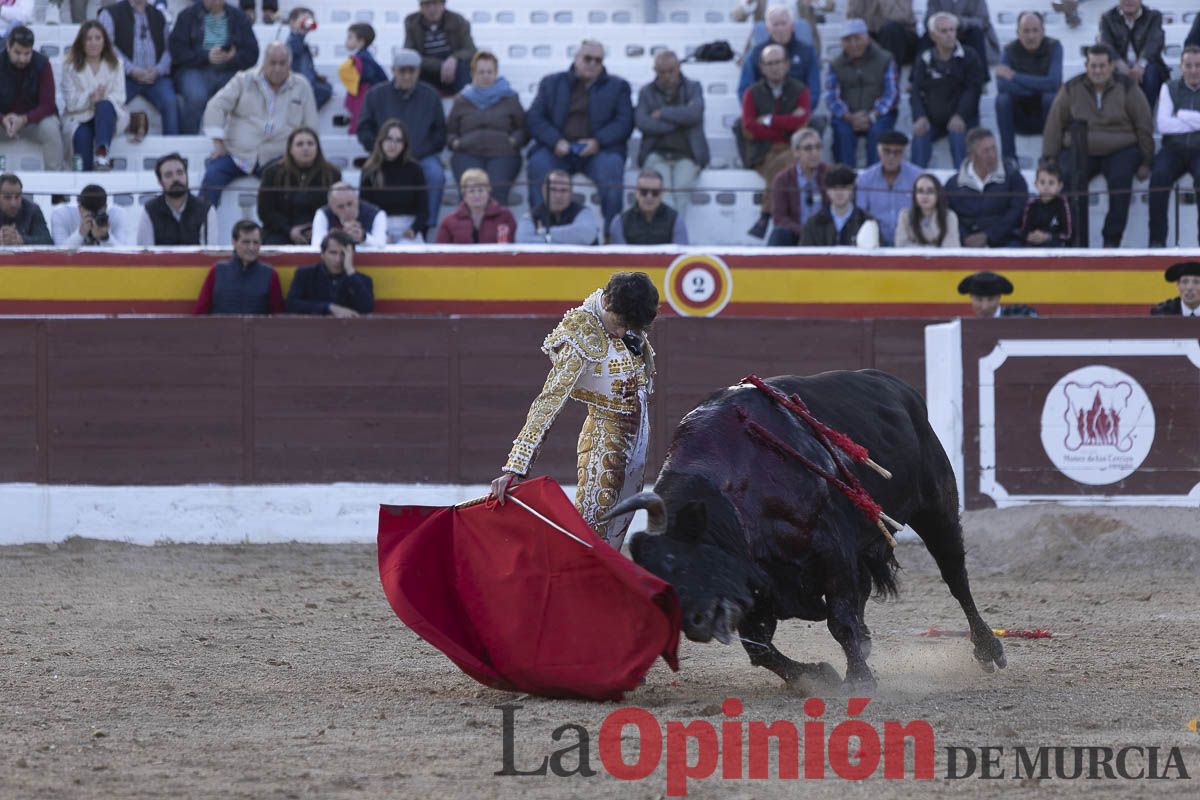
[862,546,901,600]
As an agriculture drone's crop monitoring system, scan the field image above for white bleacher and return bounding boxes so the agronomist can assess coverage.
[8,0,1200,246]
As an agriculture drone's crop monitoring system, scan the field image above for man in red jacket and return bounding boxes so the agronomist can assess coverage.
[741,43,810,238]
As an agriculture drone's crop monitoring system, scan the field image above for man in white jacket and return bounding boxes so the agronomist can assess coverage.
[198,41,317,208]
[50,184,133,247]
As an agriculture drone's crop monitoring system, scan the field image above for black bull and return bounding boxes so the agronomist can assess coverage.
[604,370,1007,690]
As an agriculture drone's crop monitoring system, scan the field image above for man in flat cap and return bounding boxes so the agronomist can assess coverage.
[958,270,1038,317]
[1150,261,1200,316]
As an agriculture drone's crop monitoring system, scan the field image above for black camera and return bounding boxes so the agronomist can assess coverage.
[92,211,108,226]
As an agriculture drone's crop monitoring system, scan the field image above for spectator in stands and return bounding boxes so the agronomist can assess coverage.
[768,127,828,246]
[0,26,65,171]
[200,42,319,208]
[446,51,525,205]
[0,0,32,40]
[1043,44,1153,247]
[525,39,633,236]
[193,220,284,315]
[846,0,919,68]
[1020,160,1073,246]
[825,18,898,168]
[732,0,825,56]
[895,173,961,247]
[1099,0,1169,109]
[946,127,1028,246]
[1053,1,1082,30]
[743,43,811,239]
[799,164,879,246]
[995,11,1063,162]
[636,50,708,218]
[310,182,387,249]
[286,7,332,110]
[1150,261,1200,315]
[404,0,476,95]
[239,0,278,25]
[257,127,342,245]
[855,129,921,245]
[924,0,999,65]
[436,168,518,244]
[137,152,220,246]
[169,0,259,136]
[51,184,132,247]
[99,0,178,138]
[958,270,1038,316]
[287,231,375,317]
[1148,46,1200,248]
[610,169,688,245]
[514,169,600,245]
[910,12,987,169]
[360,119,429,242]
[357,49,447,230]
[736,6,821,106]
[59,21,129,172]
[339,23,387,135]
[0,172,49,244]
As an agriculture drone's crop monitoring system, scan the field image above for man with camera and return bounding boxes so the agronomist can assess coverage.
[51,184,131,247]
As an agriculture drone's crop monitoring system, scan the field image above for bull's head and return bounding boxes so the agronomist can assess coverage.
[604,492,758,646]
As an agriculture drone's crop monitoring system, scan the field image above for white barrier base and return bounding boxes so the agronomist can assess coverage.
[0,483,668,547]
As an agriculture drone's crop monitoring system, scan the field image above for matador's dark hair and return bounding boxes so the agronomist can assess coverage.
[603,272,659,331]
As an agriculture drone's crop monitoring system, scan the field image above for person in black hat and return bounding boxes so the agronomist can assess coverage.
[1150,261,1200,316]
[799,163,879,246]
[958,270,1038,317]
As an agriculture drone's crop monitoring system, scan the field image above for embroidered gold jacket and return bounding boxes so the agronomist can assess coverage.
[503,303,654,476]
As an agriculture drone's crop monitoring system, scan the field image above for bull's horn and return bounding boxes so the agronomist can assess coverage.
[601,492,667,535]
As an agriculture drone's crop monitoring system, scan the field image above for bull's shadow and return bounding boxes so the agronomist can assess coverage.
[604,370,1007,693]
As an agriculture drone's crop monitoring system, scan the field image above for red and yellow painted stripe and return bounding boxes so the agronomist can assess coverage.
[0,249,1187,317]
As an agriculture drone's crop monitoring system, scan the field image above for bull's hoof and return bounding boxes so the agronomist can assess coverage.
[974,634,1007,672]
[782,661,841,694]
[842,666,877,695]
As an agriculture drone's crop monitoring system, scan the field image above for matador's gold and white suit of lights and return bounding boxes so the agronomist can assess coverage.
[503,290,655,549]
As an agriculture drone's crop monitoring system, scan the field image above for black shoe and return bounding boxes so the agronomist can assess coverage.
[748,216,769,239]
[1103,238,1120,248]
[1148,240,1166,248]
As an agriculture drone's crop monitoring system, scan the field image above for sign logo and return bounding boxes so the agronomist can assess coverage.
[663,254,733,317]
[1039,366,1155,486]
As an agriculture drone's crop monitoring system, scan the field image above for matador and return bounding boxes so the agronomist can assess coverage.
[490,272,660,549]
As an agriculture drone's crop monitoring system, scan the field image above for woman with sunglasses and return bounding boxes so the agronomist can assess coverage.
[895,173,960,248]
[488,272,660,548]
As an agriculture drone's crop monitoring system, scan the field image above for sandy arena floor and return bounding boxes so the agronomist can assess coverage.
[2,505,1199,799]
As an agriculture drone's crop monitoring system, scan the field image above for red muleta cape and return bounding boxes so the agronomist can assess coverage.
[377,477,681,701]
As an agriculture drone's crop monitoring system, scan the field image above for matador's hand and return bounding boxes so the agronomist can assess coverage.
[489,472,518,504]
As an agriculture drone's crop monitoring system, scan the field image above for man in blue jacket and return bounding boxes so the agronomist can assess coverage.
[737,6,821,105]
[945,128,1027,247]
[287,231,374,317]
[169,0,259,134]
[525,40,634,234]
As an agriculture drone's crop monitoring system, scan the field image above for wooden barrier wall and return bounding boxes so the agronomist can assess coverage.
[0,317,930,485]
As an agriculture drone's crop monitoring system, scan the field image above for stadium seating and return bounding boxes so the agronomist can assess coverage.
[10,0,1200,246]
